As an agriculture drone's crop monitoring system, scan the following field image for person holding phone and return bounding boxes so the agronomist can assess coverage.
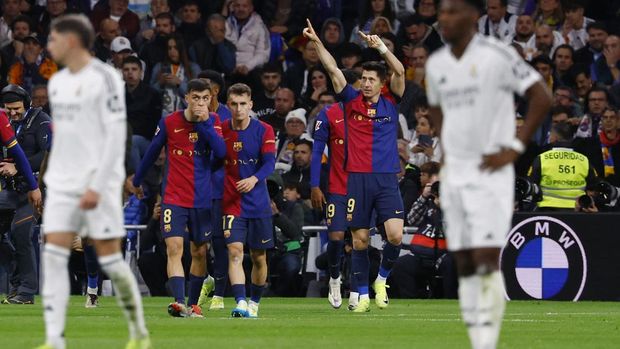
[408,115,442,167]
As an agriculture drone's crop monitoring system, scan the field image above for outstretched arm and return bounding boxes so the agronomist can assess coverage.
[303,19,346,93]
[359,32,405,97]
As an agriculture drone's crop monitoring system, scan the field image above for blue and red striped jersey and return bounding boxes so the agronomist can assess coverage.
[133,110,225,208]
[339,84,400,174]
[222,119,276,218]
[211,104,232,200]
[0,110,38,190]
[311,103,347,195]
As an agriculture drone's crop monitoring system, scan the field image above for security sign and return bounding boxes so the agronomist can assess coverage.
[501,216,587,301]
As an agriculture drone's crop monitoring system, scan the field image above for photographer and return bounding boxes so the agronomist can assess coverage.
[267,173,303,297]
[529,122,597,211]
[390,180,457,299]
[0,85,48,304]
[575,181,620,213]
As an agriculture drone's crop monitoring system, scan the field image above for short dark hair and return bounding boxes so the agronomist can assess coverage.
[552,44,574,60]
[294,138,313,149]
[261,62,282,76]
[227,83,252,99]
[564,0,585,11]
[198,69,225,89]
[50,14,95,49]
[463,0,484,12]
[361,61,388,81]
[551,122,574,141]
[403,14,426,27]
[587,86,609,101]
[318,90,337,100]
[342,69,361,84]
[11,15,32,32]
[415,95,429,109]
[339,42,362,58]
[531,55,553,68]
[186,78,212,94]
[155,12,175,25]
[420,161,440,175]
[284,182,299,192]
[586,21,607,34]
[183,0,200,10]
[122,55,142,68]
[550,105,573,118]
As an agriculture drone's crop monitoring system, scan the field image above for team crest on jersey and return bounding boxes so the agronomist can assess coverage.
[367,108,376,117]
[164,224,171,233]
[233,142,243,152]
[501,216,587,301]
[188,132,198,143]
[315,120,322,131]
[346,214,352,222]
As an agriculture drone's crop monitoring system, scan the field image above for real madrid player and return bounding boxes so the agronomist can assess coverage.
[39,14,150,349]
[425,1,551,348]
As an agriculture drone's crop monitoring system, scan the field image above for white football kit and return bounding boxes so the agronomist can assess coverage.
[43,59,127,239]
[425,34,541,251]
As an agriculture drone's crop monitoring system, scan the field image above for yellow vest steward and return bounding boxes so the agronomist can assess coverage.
[538,148,589,208]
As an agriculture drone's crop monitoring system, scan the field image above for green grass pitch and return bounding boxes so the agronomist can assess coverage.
[0,296,618,348]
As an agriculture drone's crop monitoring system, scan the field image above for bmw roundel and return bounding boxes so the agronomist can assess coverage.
[501,216,587,301]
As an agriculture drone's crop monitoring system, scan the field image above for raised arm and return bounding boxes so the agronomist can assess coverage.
[359,32,405,97]
[303,19,347,93]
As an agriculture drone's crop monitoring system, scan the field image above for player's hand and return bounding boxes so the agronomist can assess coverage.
[142,28,155,41]
[303,19,320,43]
[0,162,17,177]
[359,31,383,51]
[480,148,519,172]
[311,187,326,210]
[80,189,100,210]
[236,176,258,193]
[27,188,43,214]
[193,105,211,121]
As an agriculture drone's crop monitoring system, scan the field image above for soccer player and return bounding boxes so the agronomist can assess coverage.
[310,102,349,309]
[304,20,406,312]
[131,78,225,317]
[425,1,551,348]
[221,83,276,318]
[39,14,149,349]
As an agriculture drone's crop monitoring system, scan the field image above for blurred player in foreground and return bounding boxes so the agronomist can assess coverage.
[39,14,150,349]
[425,1,551,348]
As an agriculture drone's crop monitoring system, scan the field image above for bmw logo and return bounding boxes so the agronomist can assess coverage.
[501,216,587,301]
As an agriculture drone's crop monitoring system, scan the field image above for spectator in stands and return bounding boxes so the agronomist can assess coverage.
[561,0,594,51]
[320,18,345,57]
[139,12,176,82]
[550,105,575,126]
[573,22,608,72]
[512,15,536,60]
[225,0,271,79]
[391,179,457,299]
[136,0,169,47]
[276,108,309,172]
[91,0,140,40]
[307,91,337,134]
[553,85,583,118]
[407,115,441,168]
[592,35,620,86]
[30,84,49,113]
[575,87,610,139]
[267,174,303,297]
[0,0,21,48]
[150,35,200,116]
[403,45,428,88]
[534,24,565,60]
[415,0,438,25]
[530,122,597,211]
[350,0,396,48]
[477,0,517,41]
[532,0,564,29]
[189,14,236,75]
[258,0,316,41]
[552,44,575,87]
[282,139,313,200]
[298,65,332,112]
[123,56,162,172]
[597,108,620,185]
[177,1,203,48]
[35,0,68,42]
[532,55,555,91]
[397,141,420,214]
[93,18,120,62]
[253,63,281,121]
[137,197,170,297]
[7,34,57,93]
[573,66,593,103]
[401,14,442,54]
[515,116,542,178]
[263,87,295,134]
[108,36,145,76]
[338,42,362,70]
[287,39,321,98]
[1,15,31,65]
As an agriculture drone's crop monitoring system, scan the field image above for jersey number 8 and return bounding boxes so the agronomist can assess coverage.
[163,209,172,224]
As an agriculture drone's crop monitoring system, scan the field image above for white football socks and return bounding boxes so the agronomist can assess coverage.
[477,271,505,349]
[42,244,71,349]
[98,253,148,339]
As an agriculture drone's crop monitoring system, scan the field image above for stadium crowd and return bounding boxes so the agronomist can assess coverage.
[1,0,620,302]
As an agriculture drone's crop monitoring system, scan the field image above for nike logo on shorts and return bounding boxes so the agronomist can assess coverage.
[395,210,403,214]
[261,239,271,244]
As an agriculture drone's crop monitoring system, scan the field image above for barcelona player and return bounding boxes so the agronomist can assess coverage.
[304,19,406,312]
[221,83,276,318]
[131,79,226,317]
[310,102,351,309]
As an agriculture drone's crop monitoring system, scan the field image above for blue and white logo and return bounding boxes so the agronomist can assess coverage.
[501,216,587,301]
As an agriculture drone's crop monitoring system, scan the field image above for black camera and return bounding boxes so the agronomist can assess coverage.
[428,181,440,201]
[515,177,542,202]
[579,180,620,211]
